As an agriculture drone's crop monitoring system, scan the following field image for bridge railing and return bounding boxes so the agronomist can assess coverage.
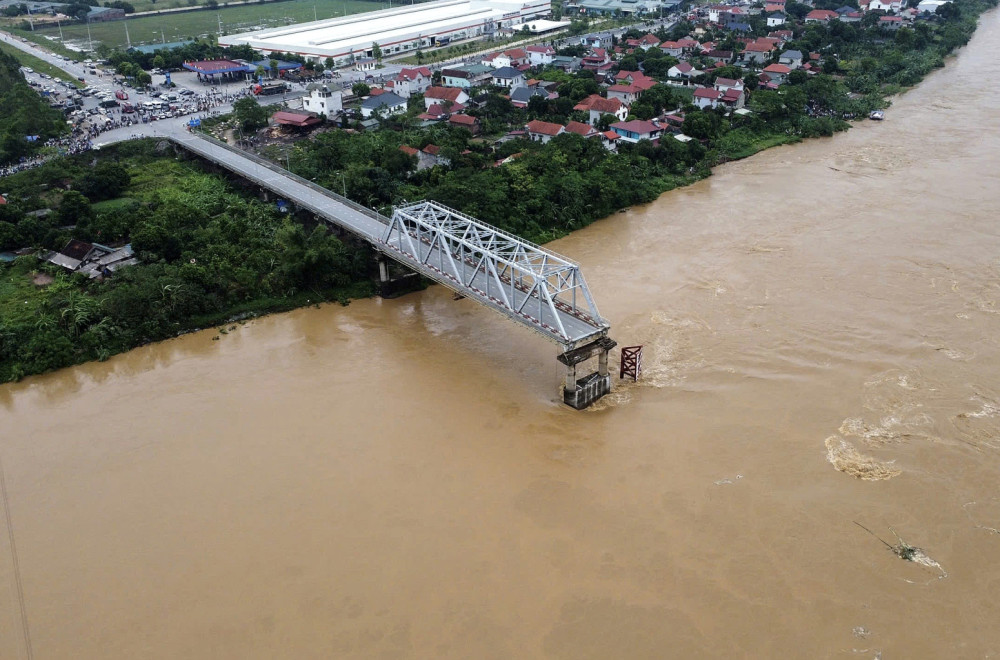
[179,133,389,225]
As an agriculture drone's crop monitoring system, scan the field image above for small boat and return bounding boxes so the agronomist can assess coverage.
[869,110,884,121]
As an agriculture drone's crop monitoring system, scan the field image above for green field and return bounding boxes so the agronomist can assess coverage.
[22,0,386,52]
[0,39,84,86]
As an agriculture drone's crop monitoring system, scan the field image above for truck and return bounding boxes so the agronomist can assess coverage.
[254,82,287,96]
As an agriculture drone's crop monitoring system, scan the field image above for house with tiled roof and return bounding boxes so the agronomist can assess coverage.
[448,113,480,134]
[573,94,629,125]
[667,61,704,82]
[361,92,407,118]
[491,66,524,90]
[713,77,744,94]
[600,130,620,152]
[611,119,663,144]
[779,49,804,68]
[423,86,469,109]
[879,14,904,29]
[564,120,598,138]
[693,86,724,109]
[805,9,840,22]
[659,41,684,57]
[510,85,554,108]
[525,119,565,143]
[720,86,745,109]
[767,11,786,26]
[606,83,642,105]
[525,45,555,66]
[394,67,432,97]
[740,40,777,64]
[762,63,791,83]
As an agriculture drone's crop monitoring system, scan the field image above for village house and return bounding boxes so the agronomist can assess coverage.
[740,40,777,64]
[667,61,704,83]
[573,94,629,125]
[869,0,904,11]
[767,11,786,26]
[581,48,611,70]
[448,113,480,134]
[564,120,598,139]
[355,58,377,72]
[525,119,565,143]
[713,77,744,94]
[703,49,734,65]
[606,83,642,105]
[879,14,904,29]
[600,131,619,152]
[45,239,137,278]
[417,103,449,122]
[440,64,493,89]
[610,119,663,144]
[805,9,840,22]
[762,63,791,84]
[485,48,530,69]
[361,91,407,118]
[779,49,804,68]
[424,86,470,109]
[509,85,555,108]
[693,86,723,109]
[659,41,684,57]
[719,86,745,109]
[301,83,343,118]
[491,66,524,89]
[391,67,433,98]
[525,45,555,66]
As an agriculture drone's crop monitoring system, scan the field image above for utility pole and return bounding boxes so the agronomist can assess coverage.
[218,14,223,36]
[124,22,131,49]
[313,4,317,21]
[161,27,166,45]
[57,19,64,41]
[86,19,93,53]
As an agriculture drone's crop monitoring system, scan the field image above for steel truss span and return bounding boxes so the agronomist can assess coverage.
[380,201,610,348]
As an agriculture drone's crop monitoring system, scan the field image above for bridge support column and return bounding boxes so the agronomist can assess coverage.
[557,336,618,410]
[378,257,390,284]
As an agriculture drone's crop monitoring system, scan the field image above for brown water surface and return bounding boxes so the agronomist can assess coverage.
[3,12,1000,658]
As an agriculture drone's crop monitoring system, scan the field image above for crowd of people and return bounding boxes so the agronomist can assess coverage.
[0,132,95,178]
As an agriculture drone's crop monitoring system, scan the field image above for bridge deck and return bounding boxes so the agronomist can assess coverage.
[168,134,609,348]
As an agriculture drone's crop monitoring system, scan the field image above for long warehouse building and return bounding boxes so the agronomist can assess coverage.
[218,0,552,65]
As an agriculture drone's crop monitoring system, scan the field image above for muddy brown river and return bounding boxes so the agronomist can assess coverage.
[4,12,1000,659]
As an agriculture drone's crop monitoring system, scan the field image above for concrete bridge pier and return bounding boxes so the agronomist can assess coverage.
[558,336,618,409]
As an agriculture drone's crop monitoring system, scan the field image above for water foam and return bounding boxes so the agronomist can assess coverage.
[824,437,901,481]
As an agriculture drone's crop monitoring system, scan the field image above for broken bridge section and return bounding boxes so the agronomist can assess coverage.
[379,201,616,408]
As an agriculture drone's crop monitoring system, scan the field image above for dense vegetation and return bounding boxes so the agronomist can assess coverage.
[0,140,373,382]
[0,51,68,164]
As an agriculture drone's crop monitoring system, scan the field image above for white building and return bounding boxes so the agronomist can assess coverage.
[301,83,343,117]
[218,0,551,66]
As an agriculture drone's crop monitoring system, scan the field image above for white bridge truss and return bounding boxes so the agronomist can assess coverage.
[379,201,610,348]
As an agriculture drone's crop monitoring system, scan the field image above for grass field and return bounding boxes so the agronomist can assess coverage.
[0,39,84,87]
[21,0,385,52]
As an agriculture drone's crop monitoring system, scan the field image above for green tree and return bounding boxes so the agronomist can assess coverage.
[232,96,270,130]
[371,42,382,64]
[352,81,370,97]
[54,191,92,227]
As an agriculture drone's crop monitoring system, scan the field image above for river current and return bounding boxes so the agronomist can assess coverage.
[3,11,1000,658]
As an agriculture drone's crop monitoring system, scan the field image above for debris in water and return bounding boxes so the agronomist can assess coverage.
[852,627,870,639]
[714,474,744,486]
[853,522,947,579]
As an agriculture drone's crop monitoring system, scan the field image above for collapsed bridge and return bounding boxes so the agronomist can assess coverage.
[170,132,616,408]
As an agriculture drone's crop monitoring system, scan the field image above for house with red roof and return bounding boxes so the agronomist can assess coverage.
[600,131,620,152]
[573,94,629,125]
[564,121,598,138]
[448,114,480,134]
[610,119,663,144]
[606,83,642,105]
[879,14,904,29]
[667,61,704,83]
[740,39,777,65]
[392,67,432,97]
[805,9,840,22]
[525,45,555,66]
[693,87,724,109]
[762,63,791,84]
[423,86,469,109]
[659,41,684,57]
[713,77,744,94]
[525,119,565,144]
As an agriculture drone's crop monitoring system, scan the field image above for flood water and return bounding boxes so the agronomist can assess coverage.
[4,12,1000,659]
